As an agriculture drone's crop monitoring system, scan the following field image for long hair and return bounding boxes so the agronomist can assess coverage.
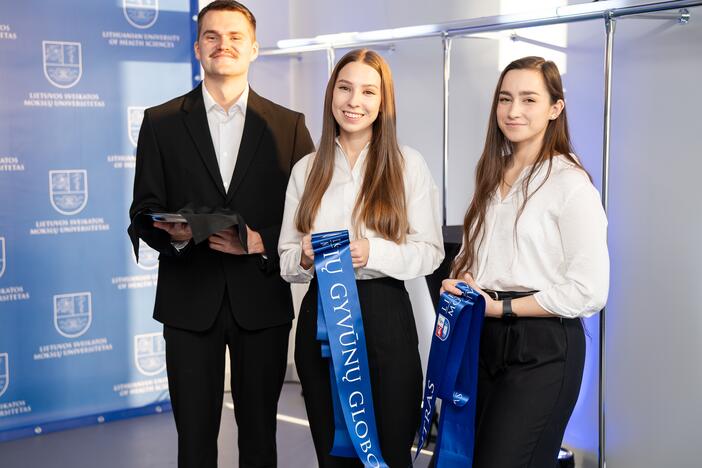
[452,56,589,276]
[295,48,408,243]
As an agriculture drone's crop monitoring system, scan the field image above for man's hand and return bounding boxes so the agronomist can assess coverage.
[154,222,192,242]
[209,227,245,255]
[245,226,265,255]
[208,226,266,255]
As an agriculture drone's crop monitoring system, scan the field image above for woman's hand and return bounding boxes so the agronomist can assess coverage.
[350,238,369,268]
[440,278,465,296]
[441,272,501,317]
[300,234,314,269]
[462,272,503,317]
[440,272,480,295]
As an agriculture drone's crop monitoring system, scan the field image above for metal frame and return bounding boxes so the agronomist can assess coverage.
[257,2,700,467]
[261,1,696,54]
[600,13,616,467]
[441,34,452,227]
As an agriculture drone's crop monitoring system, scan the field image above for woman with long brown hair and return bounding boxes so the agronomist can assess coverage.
[442,56,609,467]
[278,48,444,466]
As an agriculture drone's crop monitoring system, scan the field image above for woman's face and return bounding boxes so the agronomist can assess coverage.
[496,69,563,150]
[332,61,382,141]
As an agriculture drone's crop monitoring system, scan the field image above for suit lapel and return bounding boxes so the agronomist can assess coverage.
[181,84,227,198]
[226,89,267,202]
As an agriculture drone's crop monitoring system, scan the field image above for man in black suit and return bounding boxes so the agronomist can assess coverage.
[128,2,314,466]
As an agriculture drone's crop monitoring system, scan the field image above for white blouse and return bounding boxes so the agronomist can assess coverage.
[278,141,444,283]
[473,155,609,318]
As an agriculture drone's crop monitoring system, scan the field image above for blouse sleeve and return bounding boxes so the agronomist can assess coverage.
[277,156,315,283]
[364,147,445,280]
[534,182,610,318]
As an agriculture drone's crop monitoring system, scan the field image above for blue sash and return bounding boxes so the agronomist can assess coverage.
[415,282,485,467]
[312,230,388,468]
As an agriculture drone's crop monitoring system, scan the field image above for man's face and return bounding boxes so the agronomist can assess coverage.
[194,10,258,81]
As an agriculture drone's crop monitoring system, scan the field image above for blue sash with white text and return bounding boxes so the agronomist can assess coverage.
[415,283,485,467]
[312,230,388,468]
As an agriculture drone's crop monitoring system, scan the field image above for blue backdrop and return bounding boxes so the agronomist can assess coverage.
[0,0,195,441]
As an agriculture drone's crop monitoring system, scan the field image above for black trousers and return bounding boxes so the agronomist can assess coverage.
[163,294,291,468]
[472,317,586,468]
[295,277,423,468]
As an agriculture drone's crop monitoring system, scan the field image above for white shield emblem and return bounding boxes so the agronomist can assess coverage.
[0,353,8,398]
[123,0,159,29]
[435,314,450,342]
[54,292,92,338]
[42,41,82,89]
[49,170,88,215]
[0,237,5,278]
[134,239,159,270]
[134,333,166,376]
[128,107,146,147]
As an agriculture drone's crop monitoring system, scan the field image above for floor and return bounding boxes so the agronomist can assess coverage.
[0,383,433,468]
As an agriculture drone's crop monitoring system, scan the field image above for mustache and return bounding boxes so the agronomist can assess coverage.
[209,50,238,59]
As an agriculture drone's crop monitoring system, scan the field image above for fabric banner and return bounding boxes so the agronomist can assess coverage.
[0,0,194,440]
[416,282,485,467]
[312,230,387,468]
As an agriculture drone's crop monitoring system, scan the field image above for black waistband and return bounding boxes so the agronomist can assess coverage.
[483,290,538,301]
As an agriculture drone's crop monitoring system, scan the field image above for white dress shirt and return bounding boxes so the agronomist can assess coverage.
[472,155,609,318]
[202,82,248,192]
[171,83,249,252]
[278,141,445,282]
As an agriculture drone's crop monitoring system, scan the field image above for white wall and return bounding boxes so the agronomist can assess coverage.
[602,9,702,467]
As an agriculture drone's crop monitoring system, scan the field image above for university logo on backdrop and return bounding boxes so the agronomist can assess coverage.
[49,170,88,215]
[0,353,8,398]
[54,292,92,339]
[128,107,146,147]
[0,237,5,278]
[135,239,159,270]
[134,333,166,376]
[42,41,82,89]
[123,0,159,29]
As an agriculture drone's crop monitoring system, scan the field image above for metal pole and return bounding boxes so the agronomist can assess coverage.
[442,34,452,227]
[259,1,701,56]
[599,10,616,468]
[326,47,336,78]
[627,8,690,22]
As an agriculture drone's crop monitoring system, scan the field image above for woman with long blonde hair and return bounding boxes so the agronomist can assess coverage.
[279,48,444,466]
[442,56,609,467]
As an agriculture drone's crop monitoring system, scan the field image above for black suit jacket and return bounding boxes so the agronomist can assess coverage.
[128,84,314,332]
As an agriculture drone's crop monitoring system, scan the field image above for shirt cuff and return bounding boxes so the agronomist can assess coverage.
[290,248,314,280]
[171,240,189,251]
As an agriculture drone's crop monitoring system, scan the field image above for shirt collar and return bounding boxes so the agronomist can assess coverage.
[334,137,372,175]
[202,82,249,116]
[493,156,557,202]
[334,136,371,155]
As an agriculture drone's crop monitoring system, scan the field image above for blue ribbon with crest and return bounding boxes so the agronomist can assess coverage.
[312,230,388,468]
[415,282,485,467]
